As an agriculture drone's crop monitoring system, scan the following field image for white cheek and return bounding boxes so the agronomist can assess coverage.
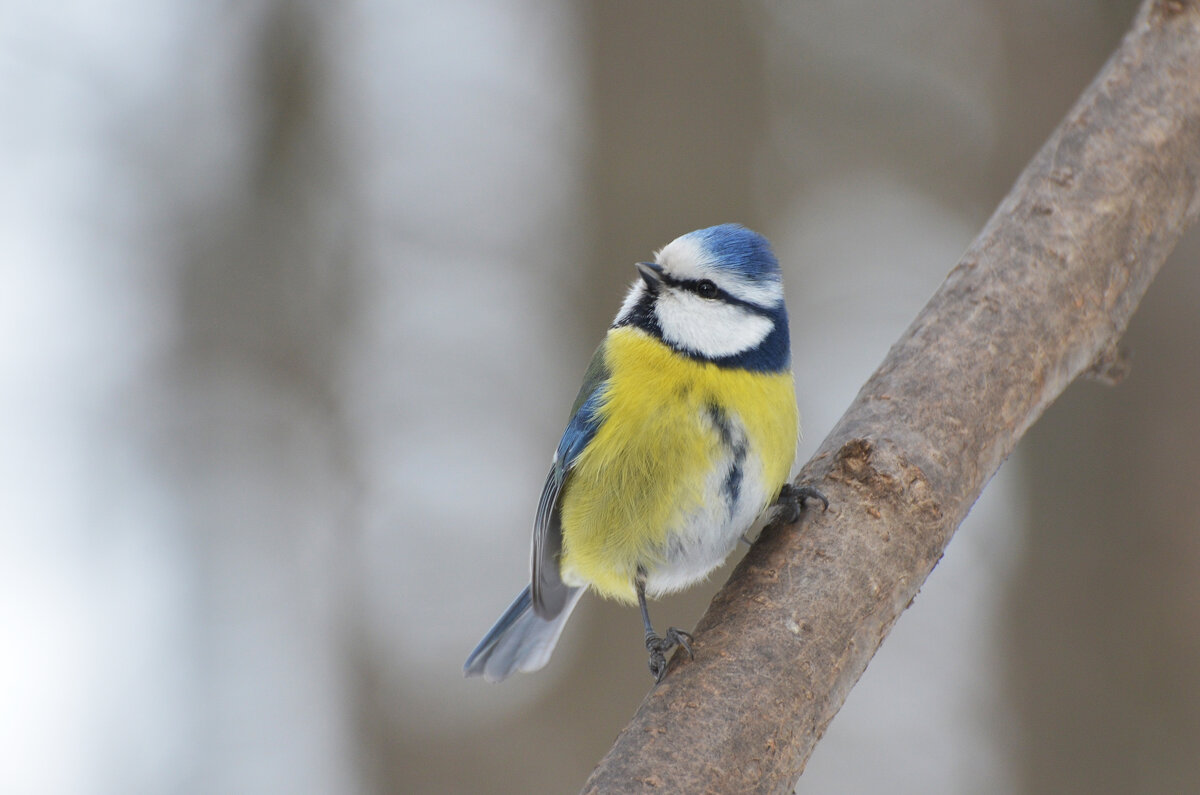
[655,293,773,358]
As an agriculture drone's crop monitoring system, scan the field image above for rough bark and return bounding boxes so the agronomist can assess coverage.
[582,2,1200,792]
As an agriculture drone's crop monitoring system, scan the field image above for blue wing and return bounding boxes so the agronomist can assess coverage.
[531,342,609,619]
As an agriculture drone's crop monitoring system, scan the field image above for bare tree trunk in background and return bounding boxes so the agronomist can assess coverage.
[583,3,1200,792]
[988,2,1200,793]
[1011,235,1200,792]
[583,0,767,306]
[164,3,358,791]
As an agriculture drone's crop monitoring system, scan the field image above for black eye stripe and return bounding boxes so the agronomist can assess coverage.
[653,271,774,316]
[660,273,722,297]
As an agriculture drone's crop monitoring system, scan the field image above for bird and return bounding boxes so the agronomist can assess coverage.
[463,223,825,683]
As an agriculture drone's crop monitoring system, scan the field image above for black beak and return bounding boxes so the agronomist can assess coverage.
[635,261,664,289]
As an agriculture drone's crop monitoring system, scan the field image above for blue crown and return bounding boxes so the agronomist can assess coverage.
[681,224,780,280]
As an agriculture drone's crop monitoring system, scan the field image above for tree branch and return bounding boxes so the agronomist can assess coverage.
[582,2,1200,792]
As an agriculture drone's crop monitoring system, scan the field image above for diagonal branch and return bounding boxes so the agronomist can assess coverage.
[582,2,1200,793]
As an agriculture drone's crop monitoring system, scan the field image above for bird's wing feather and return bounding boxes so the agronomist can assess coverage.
[531,342,609,618]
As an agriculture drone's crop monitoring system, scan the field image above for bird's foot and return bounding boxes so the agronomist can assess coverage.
[645,627,694,682]
[774,482,829,525]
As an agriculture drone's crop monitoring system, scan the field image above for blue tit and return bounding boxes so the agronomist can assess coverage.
[464,223,823,683]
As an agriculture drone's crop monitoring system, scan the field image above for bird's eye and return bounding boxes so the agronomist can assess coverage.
[695,279,718,299]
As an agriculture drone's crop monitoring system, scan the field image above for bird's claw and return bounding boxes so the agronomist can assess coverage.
[774,482,829,525]
[646,627,694,682]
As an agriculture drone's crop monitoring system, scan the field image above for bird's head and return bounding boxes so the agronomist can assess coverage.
[614,224,788,370]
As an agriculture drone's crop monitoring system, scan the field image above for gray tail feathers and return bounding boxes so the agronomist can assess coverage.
[463,584,584,682]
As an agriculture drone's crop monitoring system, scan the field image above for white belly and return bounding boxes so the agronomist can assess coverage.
[643,408,772,597]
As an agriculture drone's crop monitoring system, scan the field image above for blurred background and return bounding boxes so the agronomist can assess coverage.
[3,0,1198,792]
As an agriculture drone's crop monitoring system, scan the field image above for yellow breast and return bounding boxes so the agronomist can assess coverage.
[558,326,798,603]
